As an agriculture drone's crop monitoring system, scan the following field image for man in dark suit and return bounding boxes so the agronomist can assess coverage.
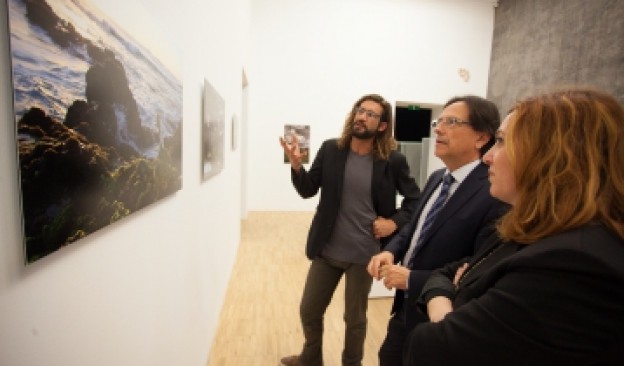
[278,94,420,366]
[367,95,508,366]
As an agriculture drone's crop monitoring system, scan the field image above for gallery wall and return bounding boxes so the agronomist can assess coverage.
[0,0,250,365]
[488,0,624,112]
[245,0,498,211]
[0,0,504,365]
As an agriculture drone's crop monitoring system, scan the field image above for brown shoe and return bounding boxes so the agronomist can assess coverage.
[280,355,304,366]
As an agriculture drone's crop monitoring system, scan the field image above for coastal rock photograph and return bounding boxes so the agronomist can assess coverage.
[7,0,183,263]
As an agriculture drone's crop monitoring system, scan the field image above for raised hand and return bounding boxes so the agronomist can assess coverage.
[279,131,307,171]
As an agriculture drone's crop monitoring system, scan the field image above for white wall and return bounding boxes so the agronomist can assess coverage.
[247,0,496,211]
[0,0,250,365]
[0,1,495,365]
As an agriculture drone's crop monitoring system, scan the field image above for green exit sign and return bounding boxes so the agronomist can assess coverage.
[407,105,420,111]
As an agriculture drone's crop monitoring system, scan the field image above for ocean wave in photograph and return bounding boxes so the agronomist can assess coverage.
[7,0,183,263]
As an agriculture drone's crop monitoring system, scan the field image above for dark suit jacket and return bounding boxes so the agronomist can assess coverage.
[405,225,624,366]
[383,163,508,329]
[291,138,420,260]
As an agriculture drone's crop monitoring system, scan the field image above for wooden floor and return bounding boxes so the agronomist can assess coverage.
[206,212,393,366]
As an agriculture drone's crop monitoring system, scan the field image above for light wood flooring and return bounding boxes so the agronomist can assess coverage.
[206,211,393,366]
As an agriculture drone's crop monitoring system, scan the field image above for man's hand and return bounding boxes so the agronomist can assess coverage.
[379,264,410,290]
[373,217,397,239]
[279,132,307,171]
[367,251,394,279]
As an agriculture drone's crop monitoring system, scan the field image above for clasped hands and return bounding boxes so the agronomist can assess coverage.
[368,251,470,323]
[367,251,409,290]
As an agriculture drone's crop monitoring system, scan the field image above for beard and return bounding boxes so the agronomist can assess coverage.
[351,122,379,140]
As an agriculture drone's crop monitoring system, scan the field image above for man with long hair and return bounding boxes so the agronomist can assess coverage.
[279,94,420,366]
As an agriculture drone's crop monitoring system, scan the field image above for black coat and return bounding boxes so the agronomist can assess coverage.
[291,138,420,260]
[384,163,508,330]
[405,225,624,366]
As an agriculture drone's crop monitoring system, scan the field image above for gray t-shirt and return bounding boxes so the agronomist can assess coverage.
[321,149,381,264]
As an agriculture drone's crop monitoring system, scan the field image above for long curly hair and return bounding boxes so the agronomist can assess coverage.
[498,88,624,243]
[337,94,396,160]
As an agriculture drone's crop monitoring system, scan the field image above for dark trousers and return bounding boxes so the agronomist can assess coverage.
[298,256,373,366]
[379,307,407,366]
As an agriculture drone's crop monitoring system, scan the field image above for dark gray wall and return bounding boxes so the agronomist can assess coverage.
[488,0,624,113]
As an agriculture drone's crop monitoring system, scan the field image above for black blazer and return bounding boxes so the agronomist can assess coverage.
[405,225,624,366]
[384,163,508,329]
[291,138,420,260]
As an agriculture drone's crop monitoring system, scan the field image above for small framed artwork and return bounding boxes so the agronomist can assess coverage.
[283,124,310,164]
[202,79,225,181]
[231,114,238,151]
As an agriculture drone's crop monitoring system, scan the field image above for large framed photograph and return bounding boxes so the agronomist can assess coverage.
[6,0,183,263]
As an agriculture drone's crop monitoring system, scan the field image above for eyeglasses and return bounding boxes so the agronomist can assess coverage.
[432,116,471,128]
[355,107,381,119]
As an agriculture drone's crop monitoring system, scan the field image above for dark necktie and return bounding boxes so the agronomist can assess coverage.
[408,173,455,268]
